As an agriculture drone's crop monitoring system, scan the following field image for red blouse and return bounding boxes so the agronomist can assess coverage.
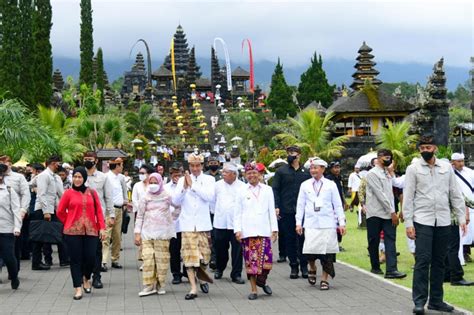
[57,188,106,236]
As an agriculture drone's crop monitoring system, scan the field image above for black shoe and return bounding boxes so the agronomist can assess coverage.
[111,262,122,269]
[92,277,103,289]
[412,305,425,314]
[60,261,70,267]
[44,260,52,267]
[277,256,286,263]
[200,283,209,294]
[185,293,197,300]
[259,284,272,295]
[11,278,19,290]
[384,271,407,279]
[73,294,83,301]
[451,279,474,286]
[83,286,91,294]
[209,260,217,270]
[172,275,182,285]
[248,293,258,300]
[32,263,50,271]
[232,277,245,284]
[427,302,454,312]
[100,264,108,272]
[214,271,223,280]
[370,269,384,275]
[20,255,30,261]
[339,246,346,252]
[290,266,299,279]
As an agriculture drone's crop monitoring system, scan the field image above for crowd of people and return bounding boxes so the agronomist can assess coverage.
[0,133,473,313]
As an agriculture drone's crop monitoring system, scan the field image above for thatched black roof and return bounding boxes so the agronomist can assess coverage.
[96,149,128,159]
[232,66,250,77]
[152,66,172,77]
[327,89,416,114]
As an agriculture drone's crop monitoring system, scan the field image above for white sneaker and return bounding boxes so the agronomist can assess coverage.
[138,285,157,297]
[157,288,166,295]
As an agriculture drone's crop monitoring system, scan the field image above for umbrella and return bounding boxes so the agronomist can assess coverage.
[13,159,28,167]
[356,151,377,168]
[268,158,287,169]
[231,136,243,142]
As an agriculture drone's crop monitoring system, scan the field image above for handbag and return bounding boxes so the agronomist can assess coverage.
[29,219,63,244]
[121,207,130,234]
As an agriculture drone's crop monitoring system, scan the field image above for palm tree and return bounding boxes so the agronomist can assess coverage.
[36,105,86,162]
[376,120,418,171]
[124,103,161,139]
[274,108,349,161]
[0,99,54,161]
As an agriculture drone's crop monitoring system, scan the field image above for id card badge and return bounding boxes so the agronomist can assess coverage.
[314,197,323,212]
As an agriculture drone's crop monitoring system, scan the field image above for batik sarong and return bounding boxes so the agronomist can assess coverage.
[242,236,272,286]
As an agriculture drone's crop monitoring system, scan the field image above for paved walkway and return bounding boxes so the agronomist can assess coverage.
[0,233,467,315]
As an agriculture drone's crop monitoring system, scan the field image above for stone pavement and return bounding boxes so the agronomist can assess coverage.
[0,232,467,315]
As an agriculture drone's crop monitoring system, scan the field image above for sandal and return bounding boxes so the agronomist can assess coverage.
[320,280,329,291]
[308,270,316,286]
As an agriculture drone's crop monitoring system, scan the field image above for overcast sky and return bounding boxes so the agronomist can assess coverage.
[51,0,473,69]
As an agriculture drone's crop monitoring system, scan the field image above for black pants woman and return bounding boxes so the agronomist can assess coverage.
[56,167,106,300]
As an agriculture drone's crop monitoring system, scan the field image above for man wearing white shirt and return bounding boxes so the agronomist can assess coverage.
[234,162,278,300]
[164,162,185,284]
[172,153,215,300]
[347,165,361,212]
[296,158,346,290]
[213,163,245,284]
[103,158,128,270]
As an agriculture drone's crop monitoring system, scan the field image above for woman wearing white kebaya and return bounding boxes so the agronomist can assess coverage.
[296,158,346,291]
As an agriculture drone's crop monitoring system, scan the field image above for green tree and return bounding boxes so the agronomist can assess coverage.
[32,0,53,107]
[266,58,297,119]
[124,103,161,139]
[0,0,21,98]
[376,120,418,172]
[380,82,418,100]
[36,105,86,162]
[297,52,334,108]
[79,0,94,86]
[95,47,105,111]
[274,108,349,161]
[0,99,55,161]
[18,0,35,107]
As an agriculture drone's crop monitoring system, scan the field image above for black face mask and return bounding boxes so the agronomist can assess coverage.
[209,165,219,172]
[84,160,95,170]
[421,151,434,162]
[287,155,297,164]
[382,158,392,167]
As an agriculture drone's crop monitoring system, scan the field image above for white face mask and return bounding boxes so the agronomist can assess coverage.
[148,184,160,193]
[139,174,147,182]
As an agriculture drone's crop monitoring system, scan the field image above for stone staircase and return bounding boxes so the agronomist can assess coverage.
[199,100,220,145]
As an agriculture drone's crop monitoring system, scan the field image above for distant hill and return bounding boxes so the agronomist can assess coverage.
[53,56,470,91]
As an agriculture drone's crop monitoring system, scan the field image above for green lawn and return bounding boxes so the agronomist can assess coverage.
[338,210,474,312]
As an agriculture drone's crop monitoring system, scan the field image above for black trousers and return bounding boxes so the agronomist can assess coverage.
[280,213,307,269]
[64,235,98,288]
[20,213,31,259]
[366,217,397,272]
[93,240,103,280]
[412,222,450,306]
[169,232,185,277]
[444,225,464,282]
[278,219,286,258]
[210,214,216,263]
[214,228,243,279]
[30,210,68,266]
[0,233,18,281]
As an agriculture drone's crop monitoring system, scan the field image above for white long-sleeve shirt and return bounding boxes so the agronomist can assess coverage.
[4,171,30,215]
[34,167,63,214]
[132,181,147,213]
[213,179,246,230]
[0,184,21,233]
[233,183,278,238]
[347,172,361,192]
[172,173,215,232]
[164,181,181,233]
[296,177,345,229]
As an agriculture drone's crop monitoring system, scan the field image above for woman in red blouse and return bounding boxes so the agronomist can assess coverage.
[57,167,106,300]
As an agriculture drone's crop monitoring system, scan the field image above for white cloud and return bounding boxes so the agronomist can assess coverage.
[51,0,473,68]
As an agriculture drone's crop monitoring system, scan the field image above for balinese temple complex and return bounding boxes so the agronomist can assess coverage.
[120,25,259,106]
